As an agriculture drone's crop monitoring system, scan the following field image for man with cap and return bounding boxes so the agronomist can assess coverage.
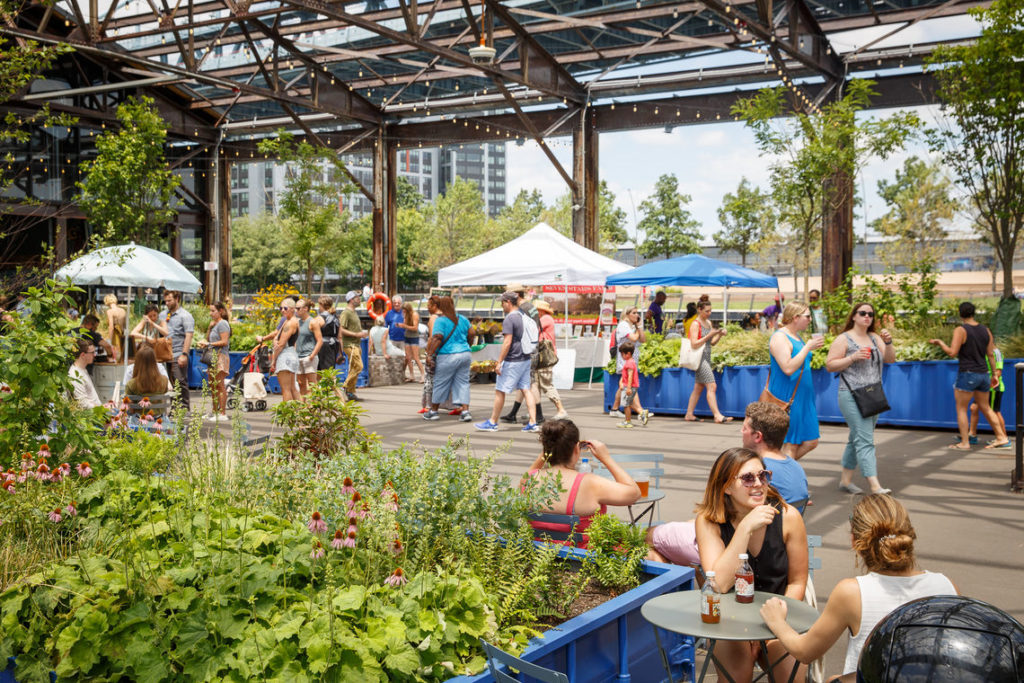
[499,283,546,424]
[339,290,369,401]
[383,295,406,360]
[475,290,539,432]
[762,293,785,331]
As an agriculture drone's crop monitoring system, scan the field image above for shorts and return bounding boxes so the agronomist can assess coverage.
[297,354,319,375]
[275,346,299,375]
[214,350,230,375]
[990,388,1004,412]
[621,387,637,405]
[389,338,405,349]
[650,521,700,566]
[403,336,419,347]
[954,371,990,392]
[496,359,533,393]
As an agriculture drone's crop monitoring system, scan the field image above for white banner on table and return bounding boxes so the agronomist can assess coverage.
[552,349,576,391]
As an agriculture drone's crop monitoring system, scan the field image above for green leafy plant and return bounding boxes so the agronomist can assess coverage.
[95,431,176,477]
[272,374,377,459]
[581,514,648,592]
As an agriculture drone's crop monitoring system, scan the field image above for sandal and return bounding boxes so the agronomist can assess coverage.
[948,443,972,450]
[985,441,1012,449]
[684,416,703,422]
[714,416,734,424]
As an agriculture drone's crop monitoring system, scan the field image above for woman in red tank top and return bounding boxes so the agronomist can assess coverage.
[524,420,641,548]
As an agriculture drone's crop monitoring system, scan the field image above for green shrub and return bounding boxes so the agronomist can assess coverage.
[95,431,176,476]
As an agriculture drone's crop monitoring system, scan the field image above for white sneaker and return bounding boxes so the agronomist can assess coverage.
[554,411,570,420]
[203,413,217,422]
[608,409,625,418]
[214,414,229,423]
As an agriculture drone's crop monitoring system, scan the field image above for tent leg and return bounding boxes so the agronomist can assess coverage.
[723,287,729,328]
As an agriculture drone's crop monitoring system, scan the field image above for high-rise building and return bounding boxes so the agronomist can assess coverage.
[230,142,505,218]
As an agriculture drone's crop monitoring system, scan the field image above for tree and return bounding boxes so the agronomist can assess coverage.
[928,0,1024,298]
[733,80,920,294]
[871,156,960,268]
[231,214,300,291]
[395,175,424,210]
[76,96,180,249]
[420,176,488,271]
[258,131,352,294]
[714,178,776,267]
[637,174,702,260]
[597,180,629,254]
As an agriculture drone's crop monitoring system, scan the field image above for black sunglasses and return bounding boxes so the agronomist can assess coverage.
[856,310,875,318]
[736,470,772,487]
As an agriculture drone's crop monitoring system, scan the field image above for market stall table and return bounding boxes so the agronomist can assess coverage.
[642,589,818,683]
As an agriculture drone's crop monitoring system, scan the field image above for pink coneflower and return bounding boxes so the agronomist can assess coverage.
[1,480,14,494]
[307,511,327,534]
[358,502,372,519]
[104,399,116,411]
[48,508,62,523]
[341,477,356,495]
[342,529,357,548]
[330,529,345,549]
[76,462,92,478]
[142,411,154,423]
[65,501,77,517]
[389,538,403,555]
[310,540,325,559]
[385,492,399,512]
[384,568,408,587]
[37,444,50,459]
[20,455,34,471]
[49,468,63,483]
[347,491,362,513]
[139,397,152,409]
[35,463,50,480]
[59,463,70,476]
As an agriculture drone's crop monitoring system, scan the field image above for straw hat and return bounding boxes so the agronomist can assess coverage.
[534,299,553,314]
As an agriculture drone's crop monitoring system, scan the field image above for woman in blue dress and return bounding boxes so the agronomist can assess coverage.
[766,301,826,460]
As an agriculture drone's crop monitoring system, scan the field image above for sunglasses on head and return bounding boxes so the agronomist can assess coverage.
[736,469,772,487]
[856,310,874,318]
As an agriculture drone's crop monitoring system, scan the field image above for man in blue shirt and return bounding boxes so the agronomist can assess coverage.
[741,400,809,512]
[383,295,405,352]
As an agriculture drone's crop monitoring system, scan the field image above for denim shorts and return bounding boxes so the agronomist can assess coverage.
[954,371,990,392]
[496,359,532,393]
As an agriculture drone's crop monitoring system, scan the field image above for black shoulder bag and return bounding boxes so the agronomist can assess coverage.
[840,334,890,418]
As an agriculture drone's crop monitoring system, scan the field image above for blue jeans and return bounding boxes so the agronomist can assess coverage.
[954,371,990,392]
[838,389,878,477]
[432,352,471,406]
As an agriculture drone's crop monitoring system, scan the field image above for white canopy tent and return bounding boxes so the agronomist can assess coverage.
[55,243,202,364]
[437,222,631,286]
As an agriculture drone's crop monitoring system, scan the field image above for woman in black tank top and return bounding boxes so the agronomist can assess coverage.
[695,448,809,682]
[929,301,1010,449]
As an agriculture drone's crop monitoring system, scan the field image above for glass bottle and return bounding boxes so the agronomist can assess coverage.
[701,571,721,624]
[735,553,755,603]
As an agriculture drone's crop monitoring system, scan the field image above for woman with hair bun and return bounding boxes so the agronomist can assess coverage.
[524,419,640,548]
[760,494,957,682]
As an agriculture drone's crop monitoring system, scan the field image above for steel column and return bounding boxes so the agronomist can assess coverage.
[572,107,599,251]
[218,158,232,304]
[821,166,853,294]
[385,136,398,296]
[371,128,385,293]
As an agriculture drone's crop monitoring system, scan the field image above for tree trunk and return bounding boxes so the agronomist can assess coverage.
[1002,244,1015,299]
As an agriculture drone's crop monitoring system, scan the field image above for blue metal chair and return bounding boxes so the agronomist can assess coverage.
[480,639,568,683]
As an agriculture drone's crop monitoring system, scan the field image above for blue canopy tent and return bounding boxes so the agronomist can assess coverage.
[605,254,779,323]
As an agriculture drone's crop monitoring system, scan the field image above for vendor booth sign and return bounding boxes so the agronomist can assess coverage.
[541,285,607,324]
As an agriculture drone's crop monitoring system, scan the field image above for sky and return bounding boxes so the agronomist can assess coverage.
[505,15,983,246]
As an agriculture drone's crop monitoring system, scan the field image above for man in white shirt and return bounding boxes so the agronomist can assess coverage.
[69,339,102,409]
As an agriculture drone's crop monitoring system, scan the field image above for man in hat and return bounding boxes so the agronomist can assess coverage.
[475,290,539,432]
[532,298,568,419]
[762,293,785,331]
[339,290,368,401]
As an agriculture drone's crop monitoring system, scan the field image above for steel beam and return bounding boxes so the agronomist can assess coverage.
[385,136,398,295]
[371,127,385,293]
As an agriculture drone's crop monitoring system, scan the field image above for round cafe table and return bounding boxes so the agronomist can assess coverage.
[642,589,819,683]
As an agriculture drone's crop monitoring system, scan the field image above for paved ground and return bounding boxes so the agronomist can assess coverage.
[206,379,1024,678]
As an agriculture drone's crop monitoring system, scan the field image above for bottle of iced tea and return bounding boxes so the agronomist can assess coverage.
[701,571,721,624]
[735,553,755,603]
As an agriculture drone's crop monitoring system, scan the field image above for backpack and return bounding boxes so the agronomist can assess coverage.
[518,310,539,355]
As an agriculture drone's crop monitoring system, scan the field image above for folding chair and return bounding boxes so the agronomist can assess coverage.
[480,639,568,683]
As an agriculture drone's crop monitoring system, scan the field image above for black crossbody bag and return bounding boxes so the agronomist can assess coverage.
[840,334,890,418]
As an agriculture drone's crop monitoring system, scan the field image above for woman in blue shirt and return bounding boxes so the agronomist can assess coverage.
[766,302,825,460]
[422,296,473,422]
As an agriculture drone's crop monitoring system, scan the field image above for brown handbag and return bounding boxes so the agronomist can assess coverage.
[759,364,805,412]
[153,337,173,363]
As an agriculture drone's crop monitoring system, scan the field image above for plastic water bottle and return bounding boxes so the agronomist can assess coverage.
[735,553,755,603]
[701,571,721,624]
[576,457,592,474]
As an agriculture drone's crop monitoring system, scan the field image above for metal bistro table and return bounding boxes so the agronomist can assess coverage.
[642,589,819,683]
[626,489,665,527]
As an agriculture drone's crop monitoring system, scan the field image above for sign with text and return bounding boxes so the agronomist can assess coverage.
[540,285,613,325]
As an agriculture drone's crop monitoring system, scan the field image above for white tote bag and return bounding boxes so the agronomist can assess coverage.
[678,339,702,370]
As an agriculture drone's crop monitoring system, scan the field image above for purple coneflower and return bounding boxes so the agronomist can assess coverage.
[385,492,399,512]
[310,540,325,559]
[330,529,345,549]
[358,502,372,519]
[343,529,357,548]
[35,463,50,480]
[389,538,403,555]
[347,491,362,513]
[341,477,356,495]
[307,511,327,534]
[48,508,62,523]
[37,444,50,459]
[65,501,77,517]
[384,568,408,587]
[139,397,152,409]
[1,480,14,494]
[76,462,92,478]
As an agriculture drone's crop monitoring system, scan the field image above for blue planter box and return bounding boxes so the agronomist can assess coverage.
[448,549,695,683]
[604,359,1023,431]
[189,340,369,392]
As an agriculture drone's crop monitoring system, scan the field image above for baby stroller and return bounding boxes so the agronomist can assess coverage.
[227,344,270,412]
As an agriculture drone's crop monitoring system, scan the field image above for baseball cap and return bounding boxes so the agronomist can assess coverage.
[345,290,360,302]
[501,290,519,303]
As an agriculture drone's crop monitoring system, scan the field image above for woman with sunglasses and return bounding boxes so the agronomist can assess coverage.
[269,298,300,403]
[825,302,896,494]
[759,494,957,683]
[766,301,826,459]
[695,447,808,683]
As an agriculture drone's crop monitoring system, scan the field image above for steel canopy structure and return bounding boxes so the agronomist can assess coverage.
[2,0,985,297]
